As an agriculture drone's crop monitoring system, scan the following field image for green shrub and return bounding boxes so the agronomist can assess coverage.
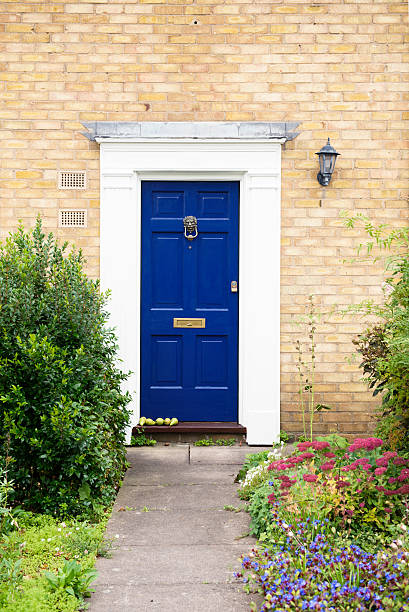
[343,213,409,451]
[0,220,131,517]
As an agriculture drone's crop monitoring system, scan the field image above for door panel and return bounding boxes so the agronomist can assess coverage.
[196,235,228,309]
[151,235,183,308]
[151,336,183,388]
[141,180,239,422]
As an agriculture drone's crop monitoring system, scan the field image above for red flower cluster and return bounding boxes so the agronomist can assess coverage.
[341,457,371,473]
[319,461,335,471]
[297,441,331,452]
[277,474,296,489]
[376,484,409,496]
[347,437,383,452]
[303,474,318,483]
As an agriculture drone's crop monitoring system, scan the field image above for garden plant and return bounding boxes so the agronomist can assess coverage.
[0,221,130,610]
[236,436,409,611]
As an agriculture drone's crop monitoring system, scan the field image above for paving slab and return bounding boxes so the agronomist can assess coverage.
[124,464,240,486]
[93,544,246,586]
[111,482,243,511]
[88,583,256,612]
[88,446,265,611]
[189,445,272,465]
[105,509,252,546]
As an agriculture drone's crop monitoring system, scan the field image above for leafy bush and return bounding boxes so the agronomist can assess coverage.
[343,213,409,450]
[248,483,275,538]
[0,220,131,517]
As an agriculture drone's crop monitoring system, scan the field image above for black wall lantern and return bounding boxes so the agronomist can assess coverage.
[315,138,340,186]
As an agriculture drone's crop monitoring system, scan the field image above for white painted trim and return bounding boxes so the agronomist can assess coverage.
[100,140,281,445]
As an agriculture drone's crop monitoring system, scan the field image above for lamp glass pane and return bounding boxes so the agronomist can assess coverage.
[323,153,333,173]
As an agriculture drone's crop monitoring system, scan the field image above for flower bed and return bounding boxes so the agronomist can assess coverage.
[236,437,409,611]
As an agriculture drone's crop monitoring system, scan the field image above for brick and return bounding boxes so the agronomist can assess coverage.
[0,0,406,437]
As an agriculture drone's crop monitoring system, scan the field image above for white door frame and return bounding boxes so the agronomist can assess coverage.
[99,139,282,445]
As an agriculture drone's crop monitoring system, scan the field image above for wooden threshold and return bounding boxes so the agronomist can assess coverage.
[132,421,246,435]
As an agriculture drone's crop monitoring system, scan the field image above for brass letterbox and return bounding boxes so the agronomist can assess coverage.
[173,318,206,328]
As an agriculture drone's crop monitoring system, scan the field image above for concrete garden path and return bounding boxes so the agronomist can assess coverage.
[89,444,268,611]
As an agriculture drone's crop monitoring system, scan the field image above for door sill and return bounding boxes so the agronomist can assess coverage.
[132,421,246,443]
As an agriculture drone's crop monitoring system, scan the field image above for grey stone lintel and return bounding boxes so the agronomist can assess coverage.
[81,121,300,142]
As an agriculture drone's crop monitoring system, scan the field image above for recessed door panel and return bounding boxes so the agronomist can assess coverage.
[196,235,228,309]
[141,181,239,422]
[151,336,182,388]
[151,234,183,309]
[196,335,228,388]
[152,191,184,217]
[198,191,229,218]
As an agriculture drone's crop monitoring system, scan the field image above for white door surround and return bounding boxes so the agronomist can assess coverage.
[83,122,300,445]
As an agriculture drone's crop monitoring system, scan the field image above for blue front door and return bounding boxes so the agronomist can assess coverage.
[141,181,239,422]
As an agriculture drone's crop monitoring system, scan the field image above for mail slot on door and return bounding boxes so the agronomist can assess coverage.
[173,318,206,328]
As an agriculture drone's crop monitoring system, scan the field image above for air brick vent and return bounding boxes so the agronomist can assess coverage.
[58,210,87,228]
[58,170,86,190]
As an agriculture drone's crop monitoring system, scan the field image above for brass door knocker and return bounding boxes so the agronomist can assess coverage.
[183,216,198,240]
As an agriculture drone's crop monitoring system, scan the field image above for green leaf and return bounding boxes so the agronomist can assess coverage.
[78,482,91,500]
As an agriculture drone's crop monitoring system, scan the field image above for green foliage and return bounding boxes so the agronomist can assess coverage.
[279,430,290,444]
[193,438,236,446]
[0,510,108,611]
[248,483,274,538]
[0,220,131,517]
[343,213,409,450]
[315,433,349,453]
[130,430,157,447]
[235,450,271,484]
[44,560,97,600]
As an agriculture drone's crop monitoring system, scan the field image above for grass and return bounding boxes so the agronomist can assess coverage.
[0,511,113,611]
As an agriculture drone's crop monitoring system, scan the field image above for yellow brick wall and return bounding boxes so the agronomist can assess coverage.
[1,0,408,436]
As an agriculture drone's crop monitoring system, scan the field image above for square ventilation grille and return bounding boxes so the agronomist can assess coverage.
[58,170,86,190]
[58,209,87,228]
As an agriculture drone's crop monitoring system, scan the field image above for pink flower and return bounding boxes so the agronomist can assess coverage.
[394,457,407,466]
[384,508,392,514]
[376,457,389,467]
[268,493,276,504]
[348,437,383,452]
[324,452,336,458]
[355,458,370,465]
[297,442,314,451]
[336,480,350,489]
[374,467,387,476]
[303,474,318,483]
[376,485,396,496]
[298,452,315,460]
[311,441,331,451]
[383,451,398,460]
[359,502,365,508]
[398,469,409,482]
[320,461,335,471]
